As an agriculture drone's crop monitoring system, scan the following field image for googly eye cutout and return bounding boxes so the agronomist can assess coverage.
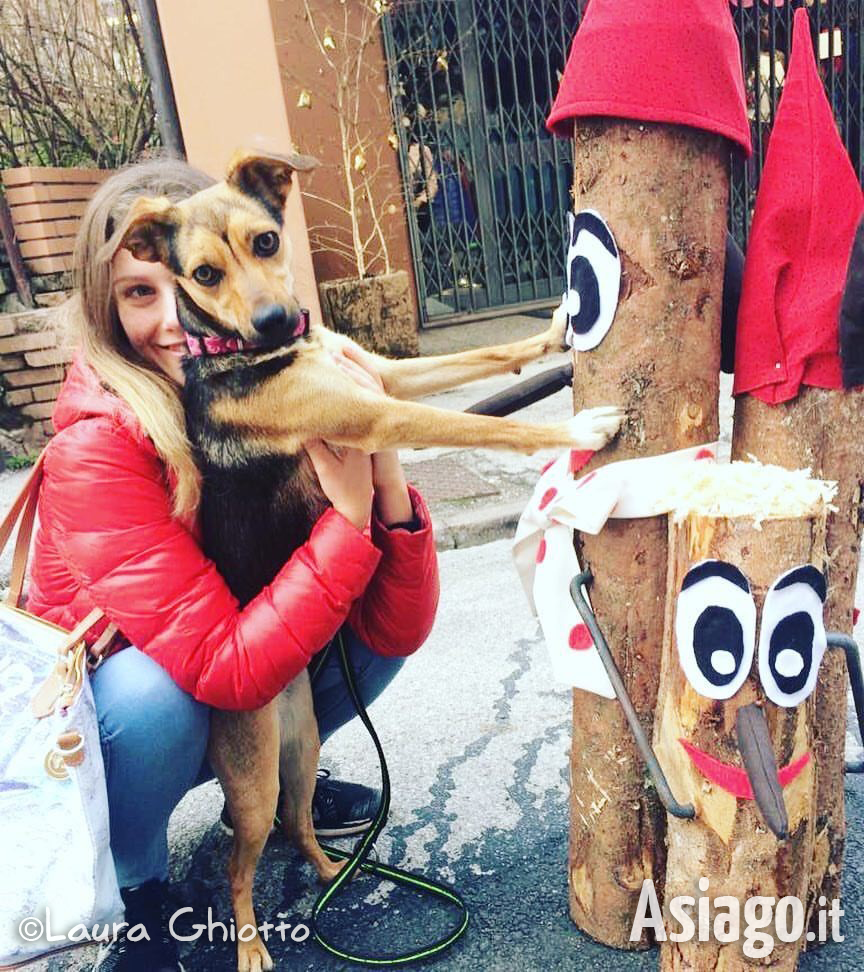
[563,209,621,352]
[675,560,756,700]
[758,565,827,708]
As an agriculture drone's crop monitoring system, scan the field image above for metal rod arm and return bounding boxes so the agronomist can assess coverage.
[569,570,695,819]
[466,362,573,417]
[827,632,864,773]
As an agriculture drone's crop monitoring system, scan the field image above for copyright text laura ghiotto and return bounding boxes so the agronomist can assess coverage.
[630,878,843,958]
[16,907,310,947]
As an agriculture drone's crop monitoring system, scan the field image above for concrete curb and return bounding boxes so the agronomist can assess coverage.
[431,500,523,551]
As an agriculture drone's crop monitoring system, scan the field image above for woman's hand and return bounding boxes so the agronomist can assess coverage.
[330,346,414,527]
[305,441,373,531]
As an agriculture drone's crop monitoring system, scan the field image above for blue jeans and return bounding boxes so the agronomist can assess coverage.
[90,630,404,888]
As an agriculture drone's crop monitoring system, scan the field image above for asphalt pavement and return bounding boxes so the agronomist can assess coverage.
[5,313,864,970]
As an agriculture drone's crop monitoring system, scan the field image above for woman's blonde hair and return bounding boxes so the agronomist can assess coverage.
[67,158,214,517]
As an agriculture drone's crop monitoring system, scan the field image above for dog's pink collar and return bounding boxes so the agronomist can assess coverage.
[184,309,311,357]
[184,334,252,356]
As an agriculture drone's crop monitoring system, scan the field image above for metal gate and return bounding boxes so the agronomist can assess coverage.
[382,0,584,324]
[729,0,863,246]
[382,1,863,325]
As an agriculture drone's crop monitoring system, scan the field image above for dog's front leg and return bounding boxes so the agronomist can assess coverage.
[209,706,279,972]
[317,303,568,401]
[211,356,624,456]
[276,670,344,882]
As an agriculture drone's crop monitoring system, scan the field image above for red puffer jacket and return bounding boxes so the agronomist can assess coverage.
[27,356,439,710]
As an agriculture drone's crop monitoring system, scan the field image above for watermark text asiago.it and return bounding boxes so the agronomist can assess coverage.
[631,878,843,957]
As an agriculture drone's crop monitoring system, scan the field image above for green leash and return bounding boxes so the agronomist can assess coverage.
[308,632,469,964]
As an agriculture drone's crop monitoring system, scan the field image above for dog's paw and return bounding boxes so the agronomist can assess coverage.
[565,405,626,450]
[546,296,569,350]
[237,934,274,972]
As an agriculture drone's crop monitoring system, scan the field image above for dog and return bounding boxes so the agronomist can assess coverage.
[106,151,624,972]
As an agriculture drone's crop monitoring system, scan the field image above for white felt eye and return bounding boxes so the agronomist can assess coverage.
[563,209,620,351]
[758,565,827,708]
[675,560,756,700]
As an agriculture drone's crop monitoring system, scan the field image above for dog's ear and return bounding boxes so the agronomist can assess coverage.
[226,151,319,222]
[98,196,181,271]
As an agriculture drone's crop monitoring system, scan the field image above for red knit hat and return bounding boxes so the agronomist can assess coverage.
[733,8,864,403]
[546,0,751,155]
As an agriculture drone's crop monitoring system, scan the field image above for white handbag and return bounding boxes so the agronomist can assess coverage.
[0,454,123,969]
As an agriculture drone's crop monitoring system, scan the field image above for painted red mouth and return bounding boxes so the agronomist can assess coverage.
[679,738,811,800]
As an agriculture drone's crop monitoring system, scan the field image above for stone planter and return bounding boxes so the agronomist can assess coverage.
[318,269,419,357]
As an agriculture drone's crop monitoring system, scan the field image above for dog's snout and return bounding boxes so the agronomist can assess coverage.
[251,304,290,336]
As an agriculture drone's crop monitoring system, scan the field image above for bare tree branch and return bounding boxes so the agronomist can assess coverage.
[0,0,159,169]
[286,1,398,278]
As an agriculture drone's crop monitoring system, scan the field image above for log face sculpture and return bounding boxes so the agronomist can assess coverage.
[732,390,864,925]
[654,469,833,971]
[568,119,728,947]
[726,5,864,929]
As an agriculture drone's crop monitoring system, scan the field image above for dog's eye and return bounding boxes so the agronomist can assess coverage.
[253,232,280,258]
[192,265,222,287]
[758,565,827,707]
[675,560,756,700]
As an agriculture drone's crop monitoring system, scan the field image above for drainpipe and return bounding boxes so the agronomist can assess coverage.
[133,0,186,157]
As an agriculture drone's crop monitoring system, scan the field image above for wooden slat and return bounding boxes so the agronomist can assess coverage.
[4,183,102,206]
[12,217,80,242]
[19,237,74,259]
[9,200,88,224]
[1,166,109,187]
[24,254,72,274]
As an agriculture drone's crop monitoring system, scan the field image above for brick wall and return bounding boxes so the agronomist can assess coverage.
[0,307,70,458]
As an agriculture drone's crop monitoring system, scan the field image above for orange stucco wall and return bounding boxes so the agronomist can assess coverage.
[154,0,321,320]
[269,0,416,296]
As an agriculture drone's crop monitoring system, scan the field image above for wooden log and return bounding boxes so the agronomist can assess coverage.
[18,237,75,260]
[567,119,728,947]
[3,182,109,206]
[7,200,89,225]
[732,389,864,932]
[0,165,109,187]
[655,466,831,970]
[21,255,72,275]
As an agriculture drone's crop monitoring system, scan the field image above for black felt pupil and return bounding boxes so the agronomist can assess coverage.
[768,612,813,697]
[693,606,744,687]
[567,256,602,335]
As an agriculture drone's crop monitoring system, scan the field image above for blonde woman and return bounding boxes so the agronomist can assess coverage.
[27,159,439,972]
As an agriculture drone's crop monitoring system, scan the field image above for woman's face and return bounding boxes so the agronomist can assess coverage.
[112,247,187,385]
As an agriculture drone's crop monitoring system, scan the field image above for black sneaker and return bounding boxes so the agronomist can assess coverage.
[311,769,379,838]
[219,770,378,839]
[93,880,184,971]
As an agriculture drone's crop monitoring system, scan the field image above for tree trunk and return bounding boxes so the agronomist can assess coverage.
[657,512,826,971]
[732,389,864,933]
[568,119,728,947]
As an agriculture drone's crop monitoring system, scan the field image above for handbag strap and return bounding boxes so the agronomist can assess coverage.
[1,453,107,649]
[1,452,45,608]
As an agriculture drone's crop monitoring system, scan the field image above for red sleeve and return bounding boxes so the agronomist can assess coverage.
[42,422,381,710]
[348,486,439,656]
